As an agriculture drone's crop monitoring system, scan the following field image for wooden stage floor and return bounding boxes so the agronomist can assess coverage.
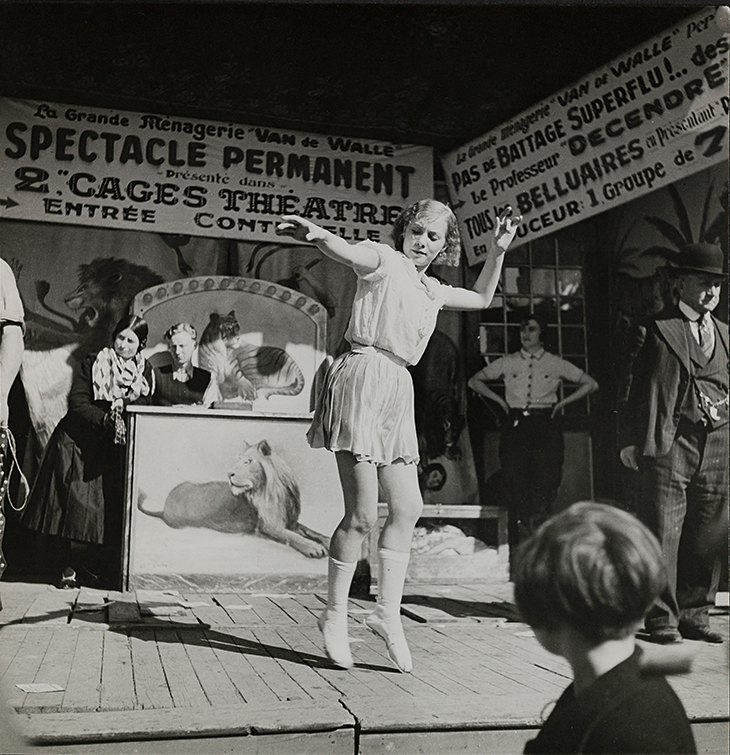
[0,579,727,754]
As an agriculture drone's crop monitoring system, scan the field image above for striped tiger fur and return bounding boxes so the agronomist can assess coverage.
[199,311,305,401]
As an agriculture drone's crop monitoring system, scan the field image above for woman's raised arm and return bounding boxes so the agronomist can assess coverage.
[275,216,379,272]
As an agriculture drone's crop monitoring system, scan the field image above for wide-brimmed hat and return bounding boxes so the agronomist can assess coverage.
[673,243,727,277]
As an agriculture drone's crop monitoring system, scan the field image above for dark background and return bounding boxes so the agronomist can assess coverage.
[0,1,710,583]
[0,2,697,158]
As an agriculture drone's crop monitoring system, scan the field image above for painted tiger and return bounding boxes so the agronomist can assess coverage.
[409,330,466,462]
[198,311,305,402]
[416,389,466,462]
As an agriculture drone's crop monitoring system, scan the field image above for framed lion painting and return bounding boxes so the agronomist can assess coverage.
[123,407,344,592]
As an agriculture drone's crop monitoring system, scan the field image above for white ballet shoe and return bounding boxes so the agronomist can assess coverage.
[364,608,412,673]
[318,608,353,669]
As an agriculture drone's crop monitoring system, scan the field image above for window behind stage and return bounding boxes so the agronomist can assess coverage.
[478,224,593,419]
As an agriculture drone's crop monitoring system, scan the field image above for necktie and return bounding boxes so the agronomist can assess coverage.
[698,316,714,359]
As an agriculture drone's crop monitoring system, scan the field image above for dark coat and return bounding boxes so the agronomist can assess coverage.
[617,307,729,457]
[22,353,153,544]
[152,364,212,406]
[523,649,696,754]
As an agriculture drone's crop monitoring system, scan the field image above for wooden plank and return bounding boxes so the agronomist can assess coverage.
[154,628,208,708]
[181,593,234,627]
[99,630,135,711]
[455,624,570,691]
[181,628,245,707]
[361,728,535,755]
[440,626,567,693]
[204,625,281,705]
[462,623,572,682]
[350,626,446,700]
[20,729,355,754]
[21,590,75,625]
[270,595,323,626]
[129,629,174,709]
[693,721,730,755]
[76,587,110,606]
[406,628,516,696]
[419,626,557,696]
[407,586,520,623]
[20,626,79,711]
[60,628,104,712]
[352,692,548,732]
[107,592,142,625]
[72,587,110,627]
[212,594,267,626]
[399,597,464,624]
[252,626,338,701]
[236,596,294,625]
[23,700,354,744]
[275,626,347,700]
[429,581,514,604]
[293,593,327,614]
[0,625,28,677]
[404,628,505,696]
[0,597,33,626]
[1,626,54,709]
[0,583,45,625]
[296,624,385,698]
[211,593,261,626]
[28,730,354,754]
[230,627,310,703]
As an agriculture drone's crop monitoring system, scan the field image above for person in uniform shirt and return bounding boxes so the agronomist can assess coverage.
[152,322,219,407]
[469,313,598,543]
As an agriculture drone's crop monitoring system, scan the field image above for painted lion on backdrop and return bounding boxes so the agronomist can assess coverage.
[137,439,330,558]
[20,257,164,450]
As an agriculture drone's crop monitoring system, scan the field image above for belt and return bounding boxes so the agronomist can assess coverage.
[350,343,409,368]
[510,406,554,416]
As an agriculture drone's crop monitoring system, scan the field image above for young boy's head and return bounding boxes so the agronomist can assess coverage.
[513,502,667,644]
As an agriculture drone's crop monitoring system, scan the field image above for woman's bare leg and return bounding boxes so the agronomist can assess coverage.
[319,451,379,668]
[330,451,379,562]
[365,462,422,672]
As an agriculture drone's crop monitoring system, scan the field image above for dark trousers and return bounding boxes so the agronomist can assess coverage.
[639,420,728,631]
[499,410,563,543]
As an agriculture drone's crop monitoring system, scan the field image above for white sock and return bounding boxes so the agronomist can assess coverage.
[366,548,412,672]
[376,547,410,618]
[326,556,357,620]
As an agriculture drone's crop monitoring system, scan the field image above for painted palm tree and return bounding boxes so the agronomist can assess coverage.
[643,180,727,261]
[611,180,727,328]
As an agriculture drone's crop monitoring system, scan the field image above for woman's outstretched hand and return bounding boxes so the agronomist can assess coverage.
[493,206,522,253]
[275,215,324,244]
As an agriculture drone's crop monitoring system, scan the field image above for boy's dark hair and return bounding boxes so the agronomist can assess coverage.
[391,199,461,264]
[112,314,149,351]
[513,502,667,643]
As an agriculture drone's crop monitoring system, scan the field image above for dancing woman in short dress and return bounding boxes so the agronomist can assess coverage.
[276,200,520,672]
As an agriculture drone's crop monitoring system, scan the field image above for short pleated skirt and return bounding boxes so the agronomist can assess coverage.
[307,346,419,466]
